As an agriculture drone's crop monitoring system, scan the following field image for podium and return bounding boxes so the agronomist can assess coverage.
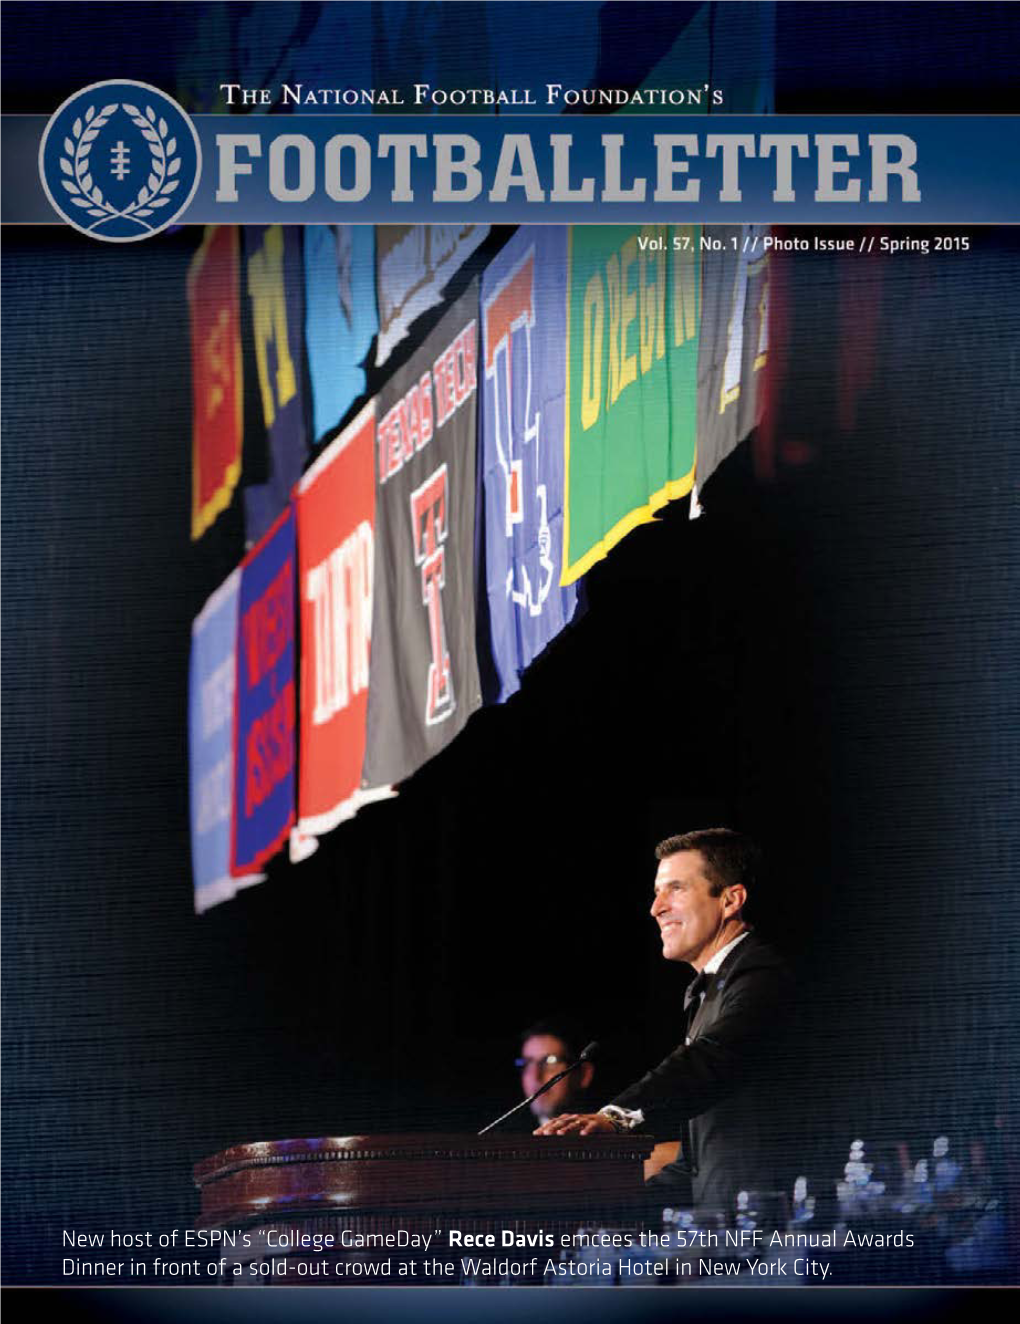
[195,1133,657,1284]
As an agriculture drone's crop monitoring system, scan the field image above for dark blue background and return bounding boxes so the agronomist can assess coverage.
[3,2,1019,1307]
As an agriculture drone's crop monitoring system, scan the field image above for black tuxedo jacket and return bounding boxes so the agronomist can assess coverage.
[612,930,794,1211]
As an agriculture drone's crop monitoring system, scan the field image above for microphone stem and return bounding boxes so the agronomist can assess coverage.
[477,1062,581,1137]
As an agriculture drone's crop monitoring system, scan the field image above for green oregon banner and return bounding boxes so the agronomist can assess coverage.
[562,225,700,584]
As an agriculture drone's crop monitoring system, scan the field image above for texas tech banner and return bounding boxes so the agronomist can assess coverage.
[696,224,770,493]
[188,226,242,541]
[481,226,579,702]
[363,283,483,786]
[562,225,701,584]
[232,506,297,875]
[295,401,394,849]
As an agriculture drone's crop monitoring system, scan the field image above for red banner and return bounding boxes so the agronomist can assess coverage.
[295,401,393,849]
[188,226,242,539]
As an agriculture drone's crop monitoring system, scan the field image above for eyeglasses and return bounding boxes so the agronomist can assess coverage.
[515,1054,567,1071]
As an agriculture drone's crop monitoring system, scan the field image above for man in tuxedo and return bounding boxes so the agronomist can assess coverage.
[535,828,794,1211]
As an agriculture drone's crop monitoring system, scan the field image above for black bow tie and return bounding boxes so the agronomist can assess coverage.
[684,971,710,1011]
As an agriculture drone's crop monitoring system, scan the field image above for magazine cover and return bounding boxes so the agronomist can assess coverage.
[3,3,1018,1320]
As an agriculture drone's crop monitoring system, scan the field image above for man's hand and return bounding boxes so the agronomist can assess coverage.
[533,1112,617,1137]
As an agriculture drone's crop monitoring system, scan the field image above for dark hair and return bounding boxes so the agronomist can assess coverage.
[654,828,761,897]
[519,1019,587,1059]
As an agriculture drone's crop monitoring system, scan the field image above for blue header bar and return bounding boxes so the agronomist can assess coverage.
[8,115,1020,226]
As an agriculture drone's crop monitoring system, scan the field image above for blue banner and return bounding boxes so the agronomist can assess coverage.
[232,506,297,876]
[485,4,598,117]
[303,224,378,444]
[480,227,579,702]
[188,570,264,912]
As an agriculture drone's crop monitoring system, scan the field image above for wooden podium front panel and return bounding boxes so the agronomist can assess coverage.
[195,1133,656,1227]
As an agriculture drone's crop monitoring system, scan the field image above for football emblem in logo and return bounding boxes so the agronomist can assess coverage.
[39,80,201,241]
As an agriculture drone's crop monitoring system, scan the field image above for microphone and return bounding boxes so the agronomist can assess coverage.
[477,1042,599,1137]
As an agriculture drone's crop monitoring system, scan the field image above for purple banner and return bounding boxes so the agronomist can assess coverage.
[480,226,579,701]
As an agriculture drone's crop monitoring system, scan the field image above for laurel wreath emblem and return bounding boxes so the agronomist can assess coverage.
[58,102,183,230]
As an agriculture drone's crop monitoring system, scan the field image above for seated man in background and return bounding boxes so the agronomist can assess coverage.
[520,1018,679,1179]
[517,1020,595,1127]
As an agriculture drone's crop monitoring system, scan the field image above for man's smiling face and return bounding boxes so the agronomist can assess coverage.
[650,848,732,969]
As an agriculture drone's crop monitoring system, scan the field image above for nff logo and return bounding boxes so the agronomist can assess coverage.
[39,80,200,241]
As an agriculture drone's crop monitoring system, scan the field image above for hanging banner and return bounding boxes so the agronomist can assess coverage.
[484,4,597,116]
[286,4,374,115]
[242,225,308,546]
[189,570,264,912]
[188,226,242,540]
[836,244,884,436]
[363,282,483,786]
[372,1,495,110]
[562,224,701,584]
[375,224,489,367]
[480,226,579,702]
[695,224,770,492]
[295,401,394,848]
[232,506,297,875]
[304,225,378,445]
[661,2,771,498]
[620,0,774,118]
